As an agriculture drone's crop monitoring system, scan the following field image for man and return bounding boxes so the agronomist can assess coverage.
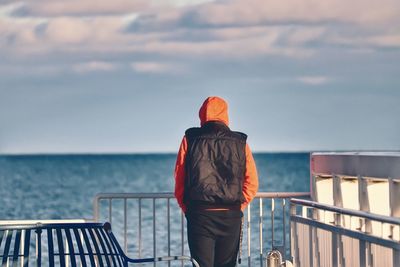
[174,96,259,267]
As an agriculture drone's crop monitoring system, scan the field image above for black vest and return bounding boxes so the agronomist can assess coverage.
[184,121,247,209]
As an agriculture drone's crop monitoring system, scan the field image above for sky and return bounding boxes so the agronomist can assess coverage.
[0,0,399,154]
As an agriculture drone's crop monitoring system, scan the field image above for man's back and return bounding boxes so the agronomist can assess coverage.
[185,121,247,207]
[174,96,259,267]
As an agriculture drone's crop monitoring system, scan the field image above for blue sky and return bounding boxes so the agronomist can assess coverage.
[0,0,399,154]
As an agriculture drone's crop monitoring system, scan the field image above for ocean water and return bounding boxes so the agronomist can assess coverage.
[0,153,310,260]
[0,153,309,220]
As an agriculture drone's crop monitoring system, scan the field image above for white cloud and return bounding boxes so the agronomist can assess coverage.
[158,0,215,8]
[130,61,183,74]
[73,61,119,73]
[191,0,400,27]
[0,0,399,71]
[45,18,92,44]
[12,0,150,16]
[297,76,331,85]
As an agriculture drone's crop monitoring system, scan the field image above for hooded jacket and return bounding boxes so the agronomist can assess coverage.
[174,96,259,212]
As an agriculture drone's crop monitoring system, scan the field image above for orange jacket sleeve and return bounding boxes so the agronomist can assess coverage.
[241,143,259,210]
[174,136,188,213]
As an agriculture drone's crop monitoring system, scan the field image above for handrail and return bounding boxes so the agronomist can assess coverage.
[291,198,400,225]
[93,191,311,267]
[93,191,310,220]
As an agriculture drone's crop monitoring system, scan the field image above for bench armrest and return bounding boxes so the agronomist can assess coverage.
[124,255,200,267]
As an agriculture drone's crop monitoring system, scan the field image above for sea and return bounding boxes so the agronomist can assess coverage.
[0,153,310,261]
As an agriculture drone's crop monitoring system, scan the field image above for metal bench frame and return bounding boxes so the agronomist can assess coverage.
[0,222,199,267]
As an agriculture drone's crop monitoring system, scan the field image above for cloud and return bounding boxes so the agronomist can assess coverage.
[44,18,92,44]
[11,0,150,16]
[1,0,399,72]
[130,61,183,74]
[0,15,129,56]
[330,33,400,48]
[187,0,400,27]
[73,61,119,73]
[297,76,331,85]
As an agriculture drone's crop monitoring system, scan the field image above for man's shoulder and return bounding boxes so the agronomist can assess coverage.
[185,127,247,141]
[185,127,201,138]
[231,131,248,141]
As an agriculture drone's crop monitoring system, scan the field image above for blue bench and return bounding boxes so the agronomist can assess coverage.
[0,222,199,267]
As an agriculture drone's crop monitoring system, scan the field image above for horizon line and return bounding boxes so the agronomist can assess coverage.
[1,149,399,156]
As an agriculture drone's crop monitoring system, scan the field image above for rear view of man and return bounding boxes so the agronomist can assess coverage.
[174,96,259,267]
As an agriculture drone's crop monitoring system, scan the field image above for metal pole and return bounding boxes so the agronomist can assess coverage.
[93,196,99,222]
[109,199,112,225]
[271,198,275,249]
[259,198,263,267]
[138,198,142,258]
[289,203,294,262]
[247,204,251,267]
[153,198,156,267]
[124,198,127,253]
[282,199,286,261]
[167,198,171,267]
[181,212,185,267]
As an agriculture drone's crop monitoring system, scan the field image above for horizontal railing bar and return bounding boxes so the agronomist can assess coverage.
[94,192,310,201]
[291,215,400,249]
[291,198,400,225]
[95,192,174,200]
[255,192,310,198]
[93,191,310,221]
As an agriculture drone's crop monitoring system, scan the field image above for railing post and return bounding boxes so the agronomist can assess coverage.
[167,198,171,267]
[93,196,100,222]
[124,198,127,254]
[271,198,275,249]
[259,198,263,267]
[282,199,286,261]
[153,198,156,267]
[138,198,142,258]
[247,204,251,267]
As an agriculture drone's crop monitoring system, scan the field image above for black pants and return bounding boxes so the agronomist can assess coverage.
[186,210,243,267]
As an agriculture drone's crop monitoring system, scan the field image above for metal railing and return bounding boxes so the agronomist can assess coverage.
[93,192,310,266]
[290,198,400,267]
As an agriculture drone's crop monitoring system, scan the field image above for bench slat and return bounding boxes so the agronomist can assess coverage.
[0,231,4,250]
[72,228,87,267]
[47,229,55,267]
[93,228,112,266]
[2,230,13,266]
[36,229,42,266]
[12,230,21,267]
[98,226,123,267]
[23,230,31,267]
[64,228,77,267]
[87,228,104,267]
[81,228,96,266]
[56,229,66,267]
[105,229,125,267]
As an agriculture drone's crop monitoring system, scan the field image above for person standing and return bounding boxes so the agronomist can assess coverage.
[174,96,259,267]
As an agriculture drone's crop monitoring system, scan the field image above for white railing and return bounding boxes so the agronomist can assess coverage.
[290,198,400,267]
[93,192,310,267]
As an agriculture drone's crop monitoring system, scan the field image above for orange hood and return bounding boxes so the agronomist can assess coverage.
[199,96,229,126]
